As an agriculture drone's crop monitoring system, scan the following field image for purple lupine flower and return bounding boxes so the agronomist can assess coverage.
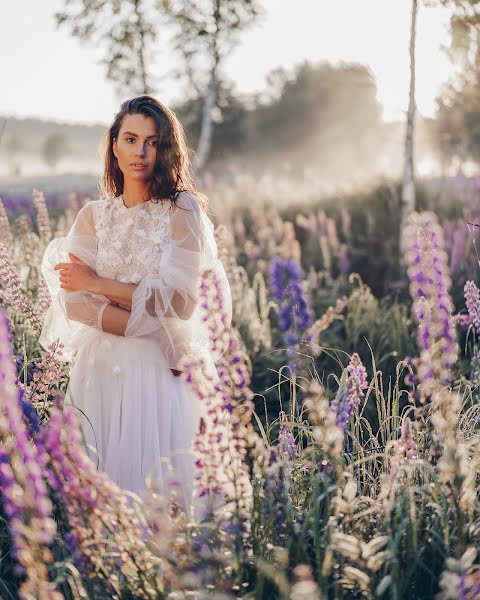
[403,212,458,398]
[330,353,368,431]
[341,208,351,239]
[459,569,480,599]
[0,308,60,596]
[185,268,254,528]
[464,281,480,335]
[329,384,351,431]
[32,188,52,244]
[0,243,43,332]
[190,405,224,498]
[388,417,417,481]
[400,417,417,461]
[338,243,350,276]
[270,258,302,302]
[454,313,472,330]
[269,257,313,372]
[346,353,368,413]
[262,447,290,544]
[184,270,254,564]
[449,226,465,274]
[0,197,13,250]
[278,425,298,460]
[22,339,65,410]
[403,356,421,402]
[37,404,154,587]
[14,353,36,380]
[18,387,41,435]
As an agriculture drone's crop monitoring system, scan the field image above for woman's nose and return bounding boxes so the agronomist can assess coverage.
[135,144,146,157]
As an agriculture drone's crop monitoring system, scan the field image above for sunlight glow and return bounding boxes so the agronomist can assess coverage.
[0,0,455,125]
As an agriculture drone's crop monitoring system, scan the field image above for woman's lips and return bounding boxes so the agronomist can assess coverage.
[130,163,147,170]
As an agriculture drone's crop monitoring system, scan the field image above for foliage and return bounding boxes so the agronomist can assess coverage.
[0,180,479,598]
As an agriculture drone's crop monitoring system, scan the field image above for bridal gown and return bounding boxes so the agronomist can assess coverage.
[38,191,232,518]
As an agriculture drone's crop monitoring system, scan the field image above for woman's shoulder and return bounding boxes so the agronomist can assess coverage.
[78,197,114,210]
[81,197,116,216]
[74,198,116,232]
[95,196,116,207]
[172,189,208,214]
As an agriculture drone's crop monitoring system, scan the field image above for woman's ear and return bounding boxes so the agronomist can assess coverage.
[112,137,118,159]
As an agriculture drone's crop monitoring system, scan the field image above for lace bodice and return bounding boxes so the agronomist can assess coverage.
[91,196,173,284]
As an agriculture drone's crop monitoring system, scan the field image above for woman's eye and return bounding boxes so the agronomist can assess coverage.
[149,140,157,146]
[126,137,135,143]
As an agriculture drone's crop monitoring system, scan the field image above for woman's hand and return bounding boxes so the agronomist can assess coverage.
[54,253,99,293]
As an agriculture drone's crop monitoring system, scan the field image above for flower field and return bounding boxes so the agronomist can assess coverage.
[0,172,480,599]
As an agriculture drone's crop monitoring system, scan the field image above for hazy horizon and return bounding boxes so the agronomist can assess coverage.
[1,1,454,126]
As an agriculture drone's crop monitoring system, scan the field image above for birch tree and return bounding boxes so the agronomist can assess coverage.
[400,0,418,255]
[157,0,264,175]
[55,0,156,95]
[400,0,480,251]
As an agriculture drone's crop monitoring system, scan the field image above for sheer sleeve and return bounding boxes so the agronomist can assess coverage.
[124,191,232,369]
[38,201,111,362]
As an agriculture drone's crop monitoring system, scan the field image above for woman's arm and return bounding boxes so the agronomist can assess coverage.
[100,303,131,336]
[100,296,182,375]
[89,277,138,311]
[55,260,138,333]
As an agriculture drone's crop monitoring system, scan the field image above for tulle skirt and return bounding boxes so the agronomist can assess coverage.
[64,328,212,519]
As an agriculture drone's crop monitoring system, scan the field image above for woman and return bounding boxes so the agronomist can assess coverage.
[38,95,232,518]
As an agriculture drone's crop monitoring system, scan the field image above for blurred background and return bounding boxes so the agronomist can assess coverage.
[1,0,476,197]
[3,5,480,597]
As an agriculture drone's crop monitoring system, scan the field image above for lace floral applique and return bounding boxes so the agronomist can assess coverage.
[93,197,171,284]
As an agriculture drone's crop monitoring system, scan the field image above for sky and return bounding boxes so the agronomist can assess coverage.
[0,0,454,126]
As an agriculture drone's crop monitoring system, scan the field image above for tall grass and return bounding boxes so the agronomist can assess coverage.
[0,178,478,598]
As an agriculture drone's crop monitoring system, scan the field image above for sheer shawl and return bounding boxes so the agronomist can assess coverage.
[38,201,110,361]
[124,191,232,370]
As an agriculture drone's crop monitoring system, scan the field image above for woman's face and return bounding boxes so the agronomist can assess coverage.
[113,113,158,183]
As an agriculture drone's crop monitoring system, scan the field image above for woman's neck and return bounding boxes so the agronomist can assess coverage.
[122,181,152,207]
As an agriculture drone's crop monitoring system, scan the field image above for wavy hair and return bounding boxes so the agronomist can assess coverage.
[100,95,207,210]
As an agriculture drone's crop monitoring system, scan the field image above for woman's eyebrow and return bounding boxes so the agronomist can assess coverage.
[122,131,158,138]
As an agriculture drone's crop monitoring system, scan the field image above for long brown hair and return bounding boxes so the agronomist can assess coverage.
[100,95,207,210]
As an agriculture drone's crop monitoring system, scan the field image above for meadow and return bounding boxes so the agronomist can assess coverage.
[0,170,479,599]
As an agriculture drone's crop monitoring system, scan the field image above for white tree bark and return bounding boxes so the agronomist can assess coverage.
[193,71,218,177]
[400,0,418,256]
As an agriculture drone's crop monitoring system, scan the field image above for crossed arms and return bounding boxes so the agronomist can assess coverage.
[91,278,136,336]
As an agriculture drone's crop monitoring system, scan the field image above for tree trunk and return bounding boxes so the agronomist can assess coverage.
[400,0,418,255]
[193,70,218,177]
[133,0,150,94]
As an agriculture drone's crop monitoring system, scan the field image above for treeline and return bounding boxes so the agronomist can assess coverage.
[0,57,475,181]
[0,118,106,177]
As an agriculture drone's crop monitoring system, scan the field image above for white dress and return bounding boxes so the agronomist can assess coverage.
[38,191,232,517]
